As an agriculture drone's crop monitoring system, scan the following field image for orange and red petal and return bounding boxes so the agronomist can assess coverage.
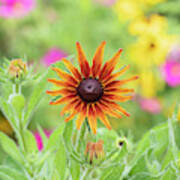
[62,58,82,81]
[87,104,97,134]
[46,88,76,96]
[104,88,134,94]
[92,41,106,78]
[105,75,139,89]
[47,78,76,88]
[49,94,77,105]
[52,67,78,85]
[102,65,130,85]
[76,42,90,78]
[76,102,87,129]
[99,48,123,80]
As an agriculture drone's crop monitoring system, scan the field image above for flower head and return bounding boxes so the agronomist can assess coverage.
[0,0,35,18]
[41,47,68,67]
[47,42,138,134]
[8,59,27,78]
[129,14,167,36]
[85,140,104,164]
[162,60,180,87]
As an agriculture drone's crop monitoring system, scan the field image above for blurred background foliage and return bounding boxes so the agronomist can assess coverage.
[0,0,180,143]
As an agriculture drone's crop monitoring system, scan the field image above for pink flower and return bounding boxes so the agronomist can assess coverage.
[41,47,68,67]
[93,0,117,6]
[0,0,35,18]
[162,61,180,87]
[139,98,162,114]
[34,130,51,151]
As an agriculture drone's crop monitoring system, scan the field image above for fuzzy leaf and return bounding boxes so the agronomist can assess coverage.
[0,166,27,180]
[23,70,50,127]
[24,129,38,153]
[45,123,65,151]
[70,159,80,180]
[54,137,67,180]
[0,132,24,163]
[0,97,17,130]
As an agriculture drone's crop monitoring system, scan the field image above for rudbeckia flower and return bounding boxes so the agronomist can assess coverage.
[47,42,138,134]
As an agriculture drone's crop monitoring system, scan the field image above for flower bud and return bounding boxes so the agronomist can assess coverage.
[85,140,104,164]
[8,59,27,79]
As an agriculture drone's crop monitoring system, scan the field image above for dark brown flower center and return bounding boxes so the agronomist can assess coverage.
[77,78,103,103]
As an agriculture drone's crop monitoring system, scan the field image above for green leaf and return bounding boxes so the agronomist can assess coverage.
[63,120,74,151]
[23,70,50,127]
[0,172,13,180]
[70,159,80,180]
[45,123,65,151]
[0,132,24,163]
[54,137,67,180]
[0,97,17,130]
[0,166,27,180]
[23,129,38,153]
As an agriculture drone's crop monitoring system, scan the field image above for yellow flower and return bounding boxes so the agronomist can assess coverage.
[113,0,143,22]
[129,34,174,68]
[139,71,164,97]
[47,42,138,134]
[129,14,167,36]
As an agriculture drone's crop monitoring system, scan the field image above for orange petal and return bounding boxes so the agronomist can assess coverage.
[76,103,87,130]
[87,104,97,134]
[91,41,106,78]
[105,75,139,89]
[99,48,123,80]
[65,111,77,122]
[97,102,122,119]
[46,89,76,96]
[47,79,76,88]
[49,95,76,105]
[52,67,78,85]
[101,99,130,117]
[60,97,80,115]
[62,58,82,81]
[76,42,90,78]
[95,103,112,129]
[102,65,130,85]
[103,94,133,102]
[104,88,134,94]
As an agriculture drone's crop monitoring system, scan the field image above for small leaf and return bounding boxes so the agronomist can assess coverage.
[63,120,74,151]
[0,97,17,130]
[24,129,38,153]
[0,132,24,163]
[23,70,50,127]
[0,171,13,180]
[45,123,65,151]
[70,159,80,180]
[54,137,67,180]
[0,166,27,180]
